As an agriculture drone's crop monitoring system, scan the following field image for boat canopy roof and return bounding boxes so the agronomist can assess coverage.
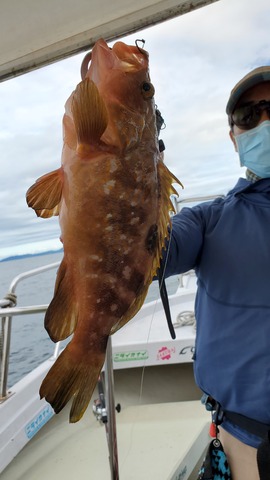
[1,0,218,82]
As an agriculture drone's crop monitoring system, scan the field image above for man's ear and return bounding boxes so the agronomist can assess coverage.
[229,129,238,152]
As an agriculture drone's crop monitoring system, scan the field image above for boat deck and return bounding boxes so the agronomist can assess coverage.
[1,397,209,480]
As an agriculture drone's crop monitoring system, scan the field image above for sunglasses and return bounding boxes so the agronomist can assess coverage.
[230,100,270,130]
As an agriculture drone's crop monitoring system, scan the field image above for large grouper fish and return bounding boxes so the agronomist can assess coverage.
[26,38,182,423]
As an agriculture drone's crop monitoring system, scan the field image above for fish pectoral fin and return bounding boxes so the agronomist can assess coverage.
[26,168,63,218]
[45,259,78,342]
[71,78,108,148]
[40,337,107,422]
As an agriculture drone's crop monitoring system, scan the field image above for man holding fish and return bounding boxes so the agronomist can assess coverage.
[164,67,270,480]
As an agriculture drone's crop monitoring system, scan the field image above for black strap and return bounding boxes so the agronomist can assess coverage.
[224,410,270,439]
[157,264,176,340]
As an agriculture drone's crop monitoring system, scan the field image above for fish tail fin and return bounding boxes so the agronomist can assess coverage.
[72,78,108,147]
[40,339,107,423]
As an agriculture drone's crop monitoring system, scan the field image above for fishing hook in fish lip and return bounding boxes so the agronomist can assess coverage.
[80,51,92,80]
[135,39,146,53]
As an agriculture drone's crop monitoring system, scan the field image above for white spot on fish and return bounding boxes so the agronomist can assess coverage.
[120,234,127,240]
[104,180,116,195]
[123,266,131,279]
[105,226,113,232]
[89,254,103,263]
[106,213,113,219]
[87,273,98,278]
[131,201,138,207]
[110,159,118,173]
[110,304,118,312]
[89,254,100,261]
[109,277,117,284]
[130,217,140,225]
[97,298,101,303]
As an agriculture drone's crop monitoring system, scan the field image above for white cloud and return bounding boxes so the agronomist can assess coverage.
[0,0,269,258]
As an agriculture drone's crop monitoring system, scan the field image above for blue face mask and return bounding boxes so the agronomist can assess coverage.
[235,120,270,178]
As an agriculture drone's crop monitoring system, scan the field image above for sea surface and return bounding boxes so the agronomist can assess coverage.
[0,252,179,387]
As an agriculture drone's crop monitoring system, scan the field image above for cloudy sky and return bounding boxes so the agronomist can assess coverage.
[1,0,270,260]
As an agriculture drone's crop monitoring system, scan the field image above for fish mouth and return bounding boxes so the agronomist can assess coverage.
[79,39,151,151]
[80,38,148,80]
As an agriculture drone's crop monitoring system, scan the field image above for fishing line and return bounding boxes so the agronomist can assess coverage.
[119,280,160,463]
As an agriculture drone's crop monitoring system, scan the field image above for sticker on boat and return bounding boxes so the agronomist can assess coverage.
[25,404,54,439]
[113,350,149,362]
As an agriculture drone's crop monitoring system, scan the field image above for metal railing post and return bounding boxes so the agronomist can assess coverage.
[104,336,119,480]
[0,315,12,399]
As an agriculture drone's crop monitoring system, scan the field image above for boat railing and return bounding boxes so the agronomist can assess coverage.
[0,261,61,400]
[171,193,225,214]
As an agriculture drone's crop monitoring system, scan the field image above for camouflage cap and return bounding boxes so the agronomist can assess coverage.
[226,66,270,115]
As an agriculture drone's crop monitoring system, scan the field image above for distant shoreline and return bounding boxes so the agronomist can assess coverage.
[0,249,63,263]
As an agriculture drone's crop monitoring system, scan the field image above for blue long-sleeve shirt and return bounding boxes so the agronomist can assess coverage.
[164,177,270,447]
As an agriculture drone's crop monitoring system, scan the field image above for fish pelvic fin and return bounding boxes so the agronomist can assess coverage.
[40,339,107,423]
[45,258,78,342]
[26,168,63,218]
[71,78,108,150]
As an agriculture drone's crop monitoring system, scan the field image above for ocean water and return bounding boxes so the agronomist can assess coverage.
[0,252,179,387]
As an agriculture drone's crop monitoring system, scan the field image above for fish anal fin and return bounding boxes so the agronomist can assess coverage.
[45,259,78,342]
[110,286,148,335]
[40,338,107,422]
[71,78,108,147]
[26,168,63,218]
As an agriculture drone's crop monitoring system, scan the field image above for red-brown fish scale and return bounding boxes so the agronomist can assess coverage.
[26,39,182,422]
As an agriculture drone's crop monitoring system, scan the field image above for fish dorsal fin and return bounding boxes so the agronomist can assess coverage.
[71,78,108,147]
[45,258,78,342]
[150,159,183,279]
[26,168,63,218]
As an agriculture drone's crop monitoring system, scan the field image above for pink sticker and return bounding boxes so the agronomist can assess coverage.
[157,346,175,361]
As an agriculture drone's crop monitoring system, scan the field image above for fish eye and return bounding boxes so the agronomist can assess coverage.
[141,82,155,99]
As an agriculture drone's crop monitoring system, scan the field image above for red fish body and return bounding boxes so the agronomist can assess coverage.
[26,39,181,422]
